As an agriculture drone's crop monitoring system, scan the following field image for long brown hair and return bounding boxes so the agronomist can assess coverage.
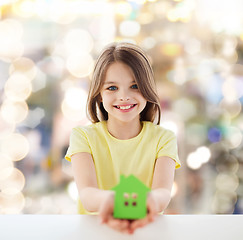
[87,42,161,125]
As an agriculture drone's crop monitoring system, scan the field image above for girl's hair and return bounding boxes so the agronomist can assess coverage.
[87,42,161,125]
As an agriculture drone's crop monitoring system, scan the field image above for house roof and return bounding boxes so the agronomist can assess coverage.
[112,174,150,192]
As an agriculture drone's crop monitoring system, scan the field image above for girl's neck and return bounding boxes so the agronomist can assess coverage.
[106,119,143,140]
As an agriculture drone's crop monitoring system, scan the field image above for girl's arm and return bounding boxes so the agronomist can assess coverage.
[71,152,112,212]
[150,155,176,213]
[129,156,176,232]
[71,152,131,233]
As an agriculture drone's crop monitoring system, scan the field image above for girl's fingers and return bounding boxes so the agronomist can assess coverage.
[146,194,157,222]
[130,217,148,231]
[147,205,156,222]
[99,204,111,223]
[107,218,119,228]
[99,192,114,223]
[107,218,130,233]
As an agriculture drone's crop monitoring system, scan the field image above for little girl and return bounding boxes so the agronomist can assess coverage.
[65,42,181,234]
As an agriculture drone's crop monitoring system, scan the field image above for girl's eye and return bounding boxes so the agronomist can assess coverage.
[107,86,117,91]
[131,84,138,89]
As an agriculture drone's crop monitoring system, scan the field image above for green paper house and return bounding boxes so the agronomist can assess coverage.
[112,175,150,220]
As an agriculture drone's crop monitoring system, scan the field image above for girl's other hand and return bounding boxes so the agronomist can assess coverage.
[129,192,158,233]
[99,191,131,234]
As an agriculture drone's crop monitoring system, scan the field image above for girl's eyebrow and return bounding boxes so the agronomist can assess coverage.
[104,80,136,85]
[103,81,116,85]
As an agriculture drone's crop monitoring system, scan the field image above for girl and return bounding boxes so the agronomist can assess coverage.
[65,42,181,234]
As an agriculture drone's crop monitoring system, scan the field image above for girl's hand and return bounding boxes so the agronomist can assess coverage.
[99,191,159,234]
[129,192,159,233]
[99,191,131,234]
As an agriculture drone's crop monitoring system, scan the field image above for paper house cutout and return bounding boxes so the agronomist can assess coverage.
[112,175,150,220]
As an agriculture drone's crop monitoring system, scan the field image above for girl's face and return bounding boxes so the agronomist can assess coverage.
[100,62,147,124]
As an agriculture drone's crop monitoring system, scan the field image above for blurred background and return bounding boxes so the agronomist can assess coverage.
[0,0,243,215]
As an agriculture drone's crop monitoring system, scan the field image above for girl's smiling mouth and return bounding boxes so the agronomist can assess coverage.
[114,104,137,110]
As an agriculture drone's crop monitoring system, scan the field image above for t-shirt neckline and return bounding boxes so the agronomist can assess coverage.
[102,121,146,142]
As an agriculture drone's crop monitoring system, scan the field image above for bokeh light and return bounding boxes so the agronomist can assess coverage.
[0,115,15,140]
[9,57,37,81]
[187,152,201,170]
[141,37,156,50]
[0,153,14,181]
[196,146,211,164]
[225,126,243,149]
[4,73,32,101]
[169,58,188,85]
[172,98,197,121]
[31,69,46,92]
[211,190,237,214]
[0,100,28,124]
[215,173,239,193]
[208,127,222,143]
[160,43,182,57]
[65,29,93,56]
[219,98,241,118]
[23,107,45,129]
[66,54,94,78]
[187,146,211,170]
[0,133,30,161]
[160,120,178,135]
[89,16,116,43]
[119,20,141,37]
[215,154,239,174]
[184,38,201,55]
[0,192,25,214]
[61,87,88,121]
[48,0,77,24]
[12,0,36,18]
[0,168,25,194]
[196,0,243,35]
[0,18,24,62]
[115,1,132,17]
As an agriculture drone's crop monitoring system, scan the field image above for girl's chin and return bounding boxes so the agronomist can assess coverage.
[107,116,140,124]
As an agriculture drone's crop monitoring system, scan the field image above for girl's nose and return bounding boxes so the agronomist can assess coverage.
[120,96,130,101]
[119,89,130,101]
[119,92,130,101]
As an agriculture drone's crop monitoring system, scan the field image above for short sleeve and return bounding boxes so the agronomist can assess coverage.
[65,127,91,162]
[156,130,181,169]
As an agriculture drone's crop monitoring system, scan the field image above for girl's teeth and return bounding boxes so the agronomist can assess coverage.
[118,105,134,110]
[120,106,131,110]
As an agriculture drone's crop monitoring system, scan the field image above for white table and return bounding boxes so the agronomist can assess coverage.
[0,215,242,240]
